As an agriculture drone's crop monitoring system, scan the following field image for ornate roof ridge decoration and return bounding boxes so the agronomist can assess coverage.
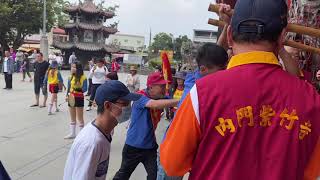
[103,27,118,34]
[64,1,115,18]
[53,41,119,53]
[64,22,117,33]
[79,22,103,30]
[52,41,75,49]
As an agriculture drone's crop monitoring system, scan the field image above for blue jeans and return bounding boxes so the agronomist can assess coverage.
[157,151,183,180]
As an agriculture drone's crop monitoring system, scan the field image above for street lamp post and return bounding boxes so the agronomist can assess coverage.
[40,0,49,60]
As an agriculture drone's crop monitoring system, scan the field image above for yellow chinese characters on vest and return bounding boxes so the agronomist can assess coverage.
[214,106,311,140]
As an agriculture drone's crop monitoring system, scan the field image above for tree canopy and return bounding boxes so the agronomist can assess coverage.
[0,0,68,51]
[149,32,192,61]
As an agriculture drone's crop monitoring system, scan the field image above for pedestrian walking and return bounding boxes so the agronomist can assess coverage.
[86,58,108,111]
[9,48,16,61]
[48,52,56,65]
[15,50,24,73]
[63,80,140,180]
[44,61,64,115]
[2,51,15,90]
[30,53,50,108]
[86,57,95,97]
[21,53,32,82]
[126,65,140,92]
[170,71,186,116]
[55,53,64,70]
[31,50,38,63]
[64,62,87,139]
[161,0,320,179]
[111,59,120,73]
[68,52,77,65]
[113,72,179,180]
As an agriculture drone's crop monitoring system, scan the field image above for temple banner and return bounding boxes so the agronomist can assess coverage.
[160,50,173,61]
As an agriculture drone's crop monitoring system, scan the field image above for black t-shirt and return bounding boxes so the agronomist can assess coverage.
[34,61,50,79]
[23,58,30,69]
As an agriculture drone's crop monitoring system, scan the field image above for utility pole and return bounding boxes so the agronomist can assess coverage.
[40,0,49,60]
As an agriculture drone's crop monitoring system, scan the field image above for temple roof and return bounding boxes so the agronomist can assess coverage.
[64,22,117,34]
[65,0,115,18]
[52,27,66,35]
[53,41,119,53]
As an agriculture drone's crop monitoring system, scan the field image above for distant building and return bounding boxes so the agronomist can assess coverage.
[21,27,68,52]
[193,29,218,44]
[48,27,68,46]
[107,33,145,52]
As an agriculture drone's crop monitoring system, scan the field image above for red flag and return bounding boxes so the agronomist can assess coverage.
[161,52,173,85]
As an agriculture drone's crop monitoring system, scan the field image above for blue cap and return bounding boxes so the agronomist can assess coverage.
[50,61,58,68]
[95,80,141,105]
[231,0,288,35]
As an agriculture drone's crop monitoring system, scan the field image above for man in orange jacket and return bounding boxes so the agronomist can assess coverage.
[161,0,320,179]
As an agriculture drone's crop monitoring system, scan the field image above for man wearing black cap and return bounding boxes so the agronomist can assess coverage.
[63,80,141,180]
[161,0,320,179]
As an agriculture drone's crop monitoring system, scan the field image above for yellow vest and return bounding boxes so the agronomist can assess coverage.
[48,70,59,85]
[173,88,184,100]
[70,75,86,92]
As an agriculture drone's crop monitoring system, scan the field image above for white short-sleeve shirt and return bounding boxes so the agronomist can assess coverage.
[63,121,112,180]
[89,66,108,84]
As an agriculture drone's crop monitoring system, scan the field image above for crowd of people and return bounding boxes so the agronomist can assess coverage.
[1,0,320,179]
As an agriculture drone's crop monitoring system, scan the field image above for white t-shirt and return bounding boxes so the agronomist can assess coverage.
[63,121,112,180]
[56,56,63,65]
[89,66,108,84]
[3,57,8,73]
[126,74,140,92]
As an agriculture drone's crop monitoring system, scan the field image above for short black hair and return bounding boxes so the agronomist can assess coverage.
[106,72,118,80]
[196,43,228,69]
[232,21,285,44]
[39,52,43,57]
[97,105,104,114]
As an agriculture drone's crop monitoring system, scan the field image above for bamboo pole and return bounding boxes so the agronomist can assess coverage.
[208,4,320,38]
[208,18,320,54]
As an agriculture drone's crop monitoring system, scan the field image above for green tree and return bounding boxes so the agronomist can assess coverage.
[149,32,174,53]
[53,0,70,28]
[174,35,192,61]
[0,0,68,51]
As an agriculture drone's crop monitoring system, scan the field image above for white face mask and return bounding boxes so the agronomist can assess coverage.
[111,103,132,124]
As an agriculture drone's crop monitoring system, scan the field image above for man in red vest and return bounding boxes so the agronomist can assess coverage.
[160,0,320,179]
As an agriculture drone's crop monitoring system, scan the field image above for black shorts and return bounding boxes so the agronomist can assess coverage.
[49,84,59,94]
[68,96,84,108]
[34,77,47,96]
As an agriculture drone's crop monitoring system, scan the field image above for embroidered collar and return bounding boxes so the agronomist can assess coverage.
[227,51,280,70]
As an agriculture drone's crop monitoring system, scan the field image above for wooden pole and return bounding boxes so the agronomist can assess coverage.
[208,4,320,38]
[208,18,320,54]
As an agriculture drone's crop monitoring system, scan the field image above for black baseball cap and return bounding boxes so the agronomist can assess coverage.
[95,80,141,106]
[231,0,288,35]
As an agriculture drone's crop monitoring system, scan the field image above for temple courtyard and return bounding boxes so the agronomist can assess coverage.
[0,71,171,180]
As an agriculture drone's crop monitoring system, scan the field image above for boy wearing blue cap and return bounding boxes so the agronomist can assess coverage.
[64,80,141,180]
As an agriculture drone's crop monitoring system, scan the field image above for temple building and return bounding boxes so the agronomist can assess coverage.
[53,0,119,64]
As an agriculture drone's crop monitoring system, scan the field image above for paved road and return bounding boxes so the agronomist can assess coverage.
[0,71,171,180]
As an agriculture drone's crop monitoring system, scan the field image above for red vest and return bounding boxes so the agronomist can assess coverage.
[190,52,320,180]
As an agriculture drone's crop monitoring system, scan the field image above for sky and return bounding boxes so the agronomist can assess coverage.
[69,0,218,45]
